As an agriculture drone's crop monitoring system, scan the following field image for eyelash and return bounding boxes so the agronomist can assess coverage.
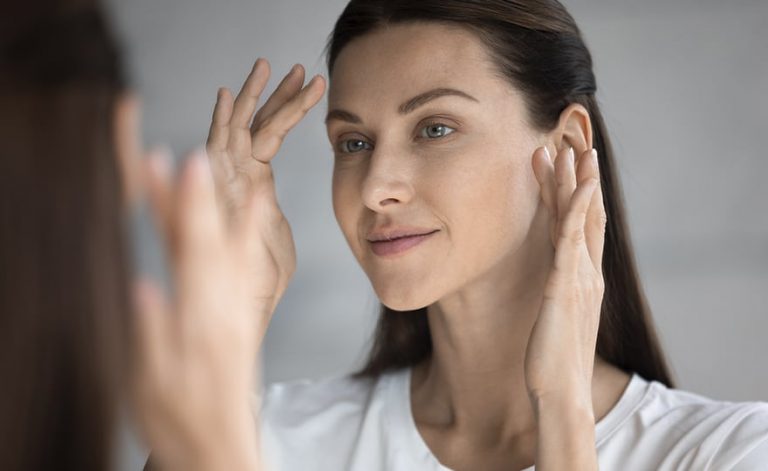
[336,121,457,155]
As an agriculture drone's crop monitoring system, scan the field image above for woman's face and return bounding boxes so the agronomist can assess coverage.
[327,23,545,311]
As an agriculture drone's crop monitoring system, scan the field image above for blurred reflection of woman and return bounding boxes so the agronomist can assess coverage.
[1,2,269,470]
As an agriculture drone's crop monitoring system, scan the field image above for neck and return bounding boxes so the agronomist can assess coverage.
[414,225,552,441]
[410,219,630,451]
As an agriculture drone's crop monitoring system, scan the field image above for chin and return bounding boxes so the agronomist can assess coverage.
[371,278,439,312]
[380,298,429,312]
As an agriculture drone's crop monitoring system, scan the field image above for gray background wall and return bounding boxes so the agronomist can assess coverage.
[106,1,768,467]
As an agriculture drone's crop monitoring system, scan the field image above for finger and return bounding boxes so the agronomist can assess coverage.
[207,88,237,188]
[143,147,175,247]
[555,147,577,224]
[230,59,271,130]
[206,87,234,156]
[578,149,607,273]
[132,279,173,390]
[133,279,175,369]
[251,64,305,132]
[174,150,224,262]
[114,93,144,208]
[553,174,599,275]
[250,74,326,163]
[532,146,557,216]
[130,278,175,439]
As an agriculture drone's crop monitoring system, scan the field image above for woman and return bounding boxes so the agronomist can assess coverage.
[200,0,768,469]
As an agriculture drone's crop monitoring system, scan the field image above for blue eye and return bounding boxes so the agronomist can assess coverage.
[420,123,455,139]
[339,139,372,154]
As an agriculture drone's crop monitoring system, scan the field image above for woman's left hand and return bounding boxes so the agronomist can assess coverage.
[526,145,606,468]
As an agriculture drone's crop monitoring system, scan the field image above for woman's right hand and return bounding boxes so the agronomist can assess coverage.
[206,58,326,327]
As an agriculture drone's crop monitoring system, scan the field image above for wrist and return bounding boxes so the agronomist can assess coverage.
[530,385,593,420]
[533,395,597,471]
[195,420,261,471]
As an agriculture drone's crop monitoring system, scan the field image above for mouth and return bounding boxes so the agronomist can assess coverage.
[367,229,439,257]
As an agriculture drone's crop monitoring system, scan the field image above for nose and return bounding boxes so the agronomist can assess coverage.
[360,147,415,212]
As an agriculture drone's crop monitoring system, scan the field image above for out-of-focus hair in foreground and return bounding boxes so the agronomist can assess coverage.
[0,1,131,470]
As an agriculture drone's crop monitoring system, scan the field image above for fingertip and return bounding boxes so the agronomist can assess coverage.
[542,145,552,163]
[533,146,550,164]
[303,75,327,103]
[216,87,231,102]
[255,57,271,76]
[146,146,173,182]
[531,147,548,181]
[186,148,213,186]
[308,74,326,91]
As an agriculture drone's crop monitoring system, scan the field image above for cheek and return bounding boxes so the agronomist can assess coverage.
[332,167,363,251]
[443,149,539,258]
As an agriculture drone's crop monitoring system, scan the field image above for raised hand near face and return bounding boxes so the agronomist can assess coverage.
[527,145,607,470]
[206,58,326,321]
[131,59,326,471]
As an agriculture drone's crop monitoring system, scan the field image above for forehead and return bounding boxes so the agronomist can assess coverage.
[328,22,510,110]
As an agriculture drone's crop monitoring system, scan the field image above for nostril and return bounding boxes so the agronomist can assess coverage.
[379,198,399,206]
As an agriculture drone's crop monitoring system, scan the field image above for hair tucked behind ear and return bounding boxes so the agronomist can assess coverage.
[326,0,675,388]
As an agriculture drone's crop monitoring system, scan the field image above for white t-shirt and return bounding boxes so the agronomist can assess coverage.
[260,368,768,470]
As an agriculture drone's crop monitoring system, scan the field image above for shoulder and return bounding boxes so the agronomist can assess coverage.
[601,374,768,470]
[261,372,380,427]
[699,398,768,470]
[258,370,402,470]
[639,378,768,435]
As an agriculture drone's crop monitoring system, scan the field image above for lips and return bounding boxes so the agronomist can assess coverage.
[367,228,439,257]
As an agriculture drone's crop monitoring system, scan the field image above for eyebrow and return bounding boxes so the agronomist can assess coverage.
[325,87,479,125]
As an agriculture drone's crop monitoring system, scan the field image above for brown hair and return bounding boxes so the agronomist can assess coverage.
[0,2,130,470]
[327,0,675,387]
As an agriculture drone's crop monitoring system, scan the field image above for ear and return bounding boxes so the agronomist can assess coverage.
[113,93,143,208]
[549,103,593,155]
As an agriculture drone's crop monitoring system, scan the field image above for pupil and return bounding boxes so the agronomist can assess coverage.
[429,125,443,137]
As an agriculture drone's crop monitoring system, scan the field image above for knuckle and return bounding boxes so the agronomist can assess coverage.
[569,229,586,245]
[595,276,605,294]
[255,117,289,145]
[560,219,586,245]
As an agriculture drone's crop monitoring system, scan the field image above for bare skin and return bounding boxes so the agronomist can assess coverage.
[124,20,631,471]
[410,357,630,470]
[327,23,631,470]
[123,60,327,471]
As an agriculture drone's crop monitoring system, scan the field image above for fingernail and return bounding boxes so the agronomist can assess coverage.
[590,149,598,168]
[568,147,575,161]
[290,64,301,74]
[542,146,551,162]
